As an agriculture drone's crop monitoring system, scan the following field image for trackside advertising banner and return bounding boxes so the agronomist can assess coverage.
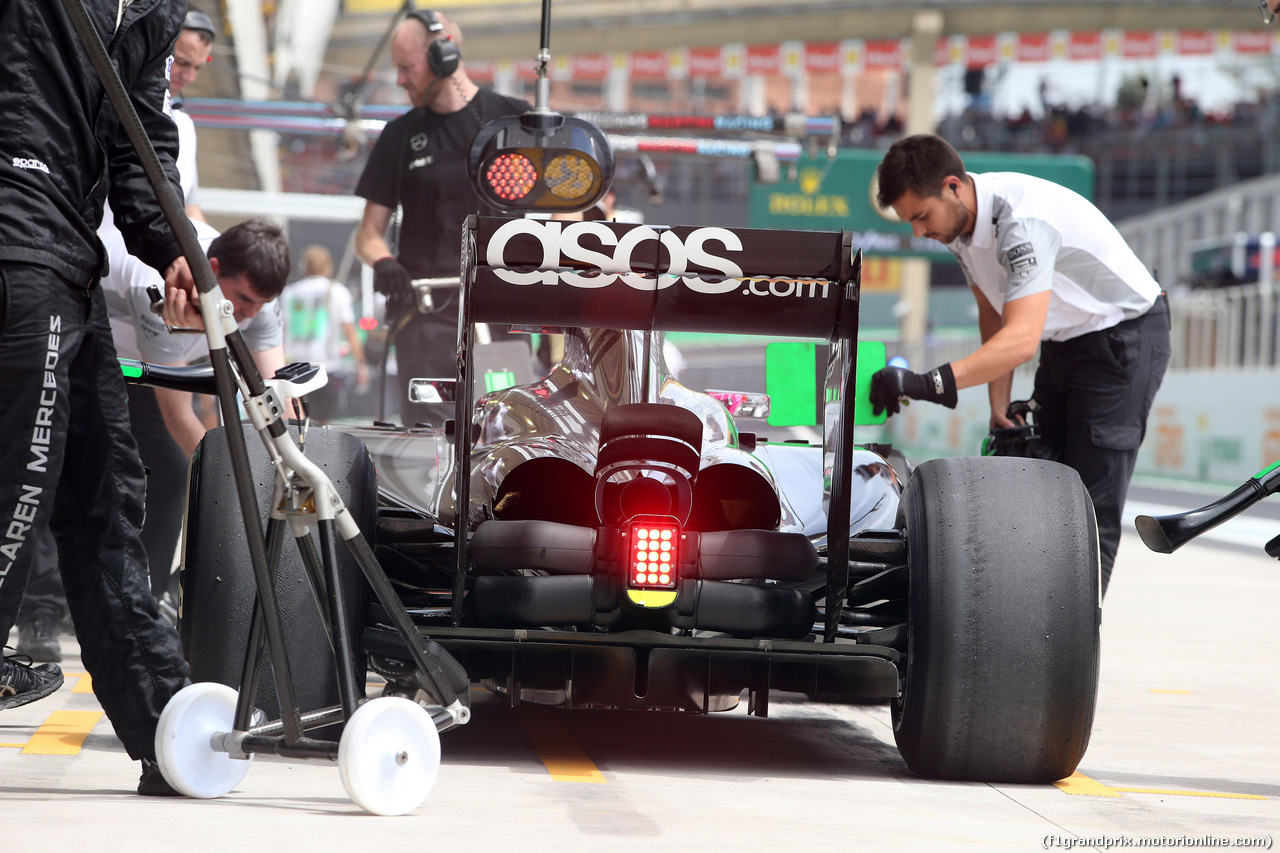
[463,216,857,340]
[464,30,1280,83]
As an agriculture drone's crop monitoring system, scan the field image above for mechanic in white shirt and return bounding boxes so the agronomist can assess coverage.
[99,7,212,228]
[868,134,1171,597]
[109,218,289,598]
[15,218,289,658]
[105,219,288,450]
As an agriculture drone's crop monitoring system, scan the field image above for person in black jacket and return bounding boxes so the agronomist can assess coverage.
[0,0,193,796]
[13,4,221,667]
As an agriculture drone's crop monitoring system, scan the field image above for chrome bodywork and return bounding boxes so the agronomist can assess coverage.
[339,326,900,546]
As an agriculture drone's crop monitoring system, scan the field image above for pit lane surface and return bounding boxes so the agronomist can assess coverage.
[4,522,1277,851]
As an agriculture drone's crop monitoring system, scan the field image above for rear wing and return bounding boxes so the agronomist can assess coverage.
[461,215,857,338]
[455,215,865,641]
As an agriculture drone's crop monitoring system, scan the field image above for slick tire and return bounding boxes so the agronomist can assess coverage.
[892,456,1100,783]
[179,424,376,736]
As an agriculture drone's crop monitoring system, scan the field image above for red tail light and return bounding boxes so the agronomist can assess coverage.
[627,520,679,589]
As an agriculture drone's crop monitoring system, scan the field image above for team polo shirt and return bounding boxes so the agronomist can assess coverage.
[949,172,1160,342]
[100,218,282,364]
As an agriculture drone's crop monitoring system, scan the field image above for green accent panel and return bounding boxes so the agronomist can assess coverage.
[765,340,888,427]
[765,341,819,427]
[120,360,144,379]
[852,340,887,426]
[484,370,517,394]
[1255,459,1280,479]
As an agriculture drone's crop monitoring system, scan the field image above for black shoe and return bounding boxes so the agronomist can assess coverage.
[137,758,183,797]
[15,617,62,663]
[0,654,64,710]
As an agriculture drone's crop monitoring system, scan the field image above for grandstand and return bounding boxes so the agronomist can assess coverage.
[183,0,1276,481]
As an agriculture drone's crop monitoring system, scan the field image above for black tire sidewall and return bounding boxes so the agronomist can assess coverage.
[179,424,376,730]
[892,456,1101,783]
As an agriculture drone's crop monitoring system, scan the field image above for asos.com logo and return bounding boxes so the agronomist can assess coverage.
[484,219,832,298]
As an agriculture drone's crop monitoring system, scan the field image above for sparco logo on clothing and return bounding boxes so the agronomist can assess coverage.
[484,219,831,297]
[12,157,50,174]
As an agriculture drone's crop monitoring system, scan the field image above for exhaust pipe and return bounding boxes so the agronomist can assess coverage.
[1135,461,1280,554]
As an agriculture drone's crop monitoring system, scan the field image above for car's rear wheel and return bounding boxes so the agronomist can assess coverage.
[892,456,1100,783]
[180,424,375,735]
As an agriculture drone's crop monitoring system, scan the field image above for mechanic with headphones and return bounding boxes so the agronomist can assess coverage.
[353,8,530,426]
[868,134,1171,598]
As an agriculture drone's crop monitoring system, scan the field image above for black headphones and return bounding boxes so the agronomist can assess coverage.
[407,8,460,79]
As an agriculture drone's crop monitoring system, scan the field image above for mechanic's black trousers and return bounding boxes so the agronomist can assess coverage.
[1034,298,1171,598]
[0,265,189,758]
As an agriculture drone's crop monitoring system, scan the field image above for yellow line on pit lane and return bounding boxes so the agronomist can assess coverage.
[31,669,94,693]
[1,672,98,750]
[512,707,606,783]
[1056,772,1266,800]
[1055,772,1122,797]
[1112,786,1268,800]
[22,710,104,755]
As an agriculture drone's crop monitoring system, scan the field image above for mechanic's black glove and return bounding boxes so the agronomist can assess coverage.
[869,363,958,417]
[373,257,415,314]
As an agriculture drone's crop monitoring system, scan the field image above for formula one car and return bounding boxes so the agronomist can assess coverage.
[77,0,1095,811]
[172,214,1102,790]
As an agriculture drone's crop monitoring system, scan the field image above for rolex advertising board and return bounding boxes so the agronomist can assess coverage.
[748,149,1095,258]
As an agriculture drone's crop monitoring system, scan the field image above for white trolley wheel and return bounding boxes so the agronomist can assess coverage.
[338,697,441,816]
[154,682,254,799]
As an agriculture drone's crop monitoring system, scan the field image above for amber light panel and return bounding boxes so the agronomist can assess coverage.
[545,153,596,201]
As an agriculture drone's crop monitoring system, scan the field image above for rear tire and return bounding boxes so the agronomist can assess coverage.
[892,456,1100,783]
[179,424,376,733]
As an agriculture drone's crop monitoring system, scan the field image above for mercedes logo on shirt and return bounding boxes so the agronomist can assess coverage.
[409,133,429,152]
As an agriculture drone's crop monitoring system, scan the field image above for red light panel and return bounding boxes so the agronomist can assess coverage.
[358,316,378,331]
[628,522,679,589]
[485,152,538,201]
